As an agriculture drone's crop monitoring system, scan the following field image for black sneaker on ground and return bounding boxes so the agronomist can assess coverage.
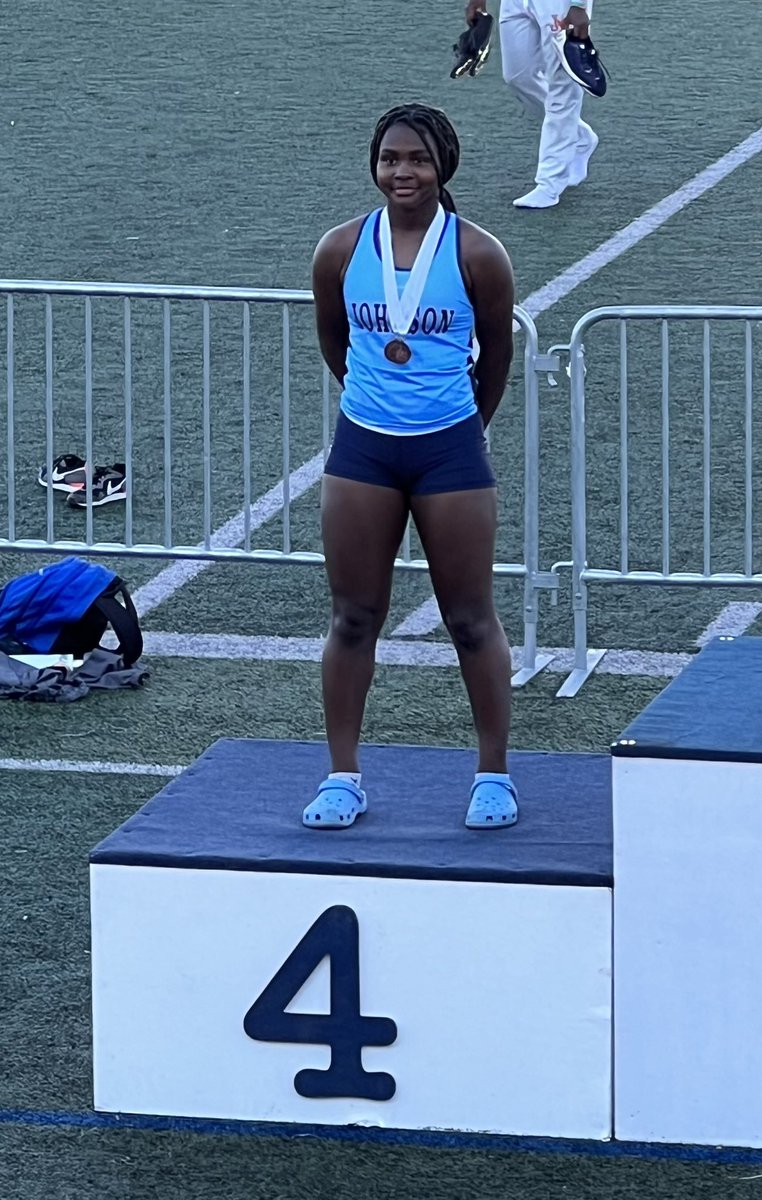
[38,454,102,493]
[66,463,127,508]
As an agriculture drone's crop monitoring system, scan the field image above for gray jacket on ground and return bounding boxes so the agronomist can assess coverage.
[0,649,149,702]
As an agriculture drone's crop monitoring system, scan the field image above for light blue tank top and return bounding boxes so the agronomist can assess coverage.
[341,208,478,435]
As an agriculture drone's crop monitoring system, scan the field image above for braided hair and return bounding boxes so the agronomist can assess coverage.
[369,104,461,214]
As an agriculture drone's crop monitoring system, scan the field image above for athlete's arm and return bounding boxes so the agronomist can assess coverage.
[461,225,514,428]
[312,222,360,385]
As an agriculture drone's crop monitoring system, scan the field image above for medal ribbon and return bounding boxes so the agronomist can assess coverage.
[379,204,446,337]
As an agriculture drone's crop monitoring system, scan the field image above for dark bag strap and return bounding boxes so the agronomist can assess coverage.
[93,579,143,666]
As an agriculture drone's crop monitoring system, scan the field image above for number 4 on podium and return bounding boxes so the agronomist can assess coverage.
[243,904,398,1101]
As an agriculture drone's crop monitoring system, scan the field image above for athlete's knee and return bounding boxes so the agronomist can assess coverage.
[443,609,497,654]
[329,599,386,649]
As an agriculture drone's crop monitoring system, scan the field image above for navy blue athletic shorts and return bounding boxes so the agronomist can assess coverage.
[324,411,496,495]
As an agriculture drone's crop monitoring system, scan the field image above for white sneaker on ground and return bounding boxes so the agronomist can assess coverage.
[567,124,599,187]
[512,185,560,209]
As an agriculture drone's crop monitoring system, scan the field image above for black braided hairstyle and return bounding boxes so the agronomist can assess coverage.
[369,104,461,214]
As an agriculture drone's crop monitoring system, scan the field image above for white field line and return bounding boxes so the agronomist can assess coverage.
[0,646,689,780]
[393,124,762,638]
[696,602,762,647]
[0,641,690,782]
[142,630,692,678]
[389,596,443,638]
[0,757,183,777]
[131,453,324,619]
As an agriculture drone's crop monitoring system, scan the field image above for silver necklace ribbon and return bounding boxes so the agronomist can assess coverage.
[379,203,446,336]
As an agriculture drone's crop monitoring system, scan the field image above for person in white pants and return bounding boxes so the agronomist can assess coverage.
[465,0,598,209]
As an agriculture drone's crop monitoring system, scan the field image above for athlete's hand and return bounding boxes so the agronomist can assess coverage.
[465,0,488,26]
[563,5,590,37]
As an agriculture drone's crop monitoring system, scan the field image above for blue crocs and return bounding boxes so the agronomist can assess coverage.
[303,779,367,829]
[465,775,518,830]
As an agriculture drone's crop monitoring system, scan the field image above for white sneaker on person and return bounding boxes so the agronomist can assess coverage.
[567,124,599,187]
[512,185,560,209]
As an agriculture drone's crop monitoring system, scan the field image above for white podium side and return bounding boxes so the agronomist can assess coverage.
[613,637,762,1147]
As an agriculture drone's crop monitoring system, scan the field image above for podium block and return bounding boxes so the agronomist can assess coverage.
[90,741,613,1138]
[613,637,762,1147]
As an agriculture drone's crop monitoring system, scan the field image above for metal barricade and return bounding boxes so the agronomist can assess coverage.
[553,306,762,696]
[0,280,550,683]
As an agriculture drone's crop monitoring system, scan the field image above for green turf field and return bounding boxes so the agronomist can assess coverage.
[2,0,762,1194]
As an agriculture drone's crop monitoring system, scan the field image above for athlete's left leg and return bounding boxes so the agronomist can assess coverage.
[410,487,511,774]
[532,0,597,193]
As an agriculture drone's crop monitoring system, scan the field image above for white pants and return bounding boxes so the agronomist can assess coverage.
[499,0,593,192]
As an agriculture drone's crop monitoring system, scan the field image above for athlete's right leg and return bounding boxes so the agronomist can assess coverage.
[532,0,596,194]
[320,473,408,773]
[534,26,586,194]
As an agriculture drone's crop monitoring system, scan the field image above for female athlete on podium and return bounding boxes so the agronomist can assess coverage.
[305,104,518,831]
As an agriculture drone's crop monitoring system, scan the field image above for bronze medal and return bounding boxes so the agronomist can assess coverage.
[384,338,412,365]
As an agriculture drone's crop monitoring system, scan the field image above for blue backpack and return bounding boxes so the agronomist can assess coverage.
[0,557,143,665]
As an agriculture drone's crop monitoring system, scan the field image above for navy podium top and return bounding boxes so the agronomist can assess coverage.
[90,740,613,887]
[613,636,762,763]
